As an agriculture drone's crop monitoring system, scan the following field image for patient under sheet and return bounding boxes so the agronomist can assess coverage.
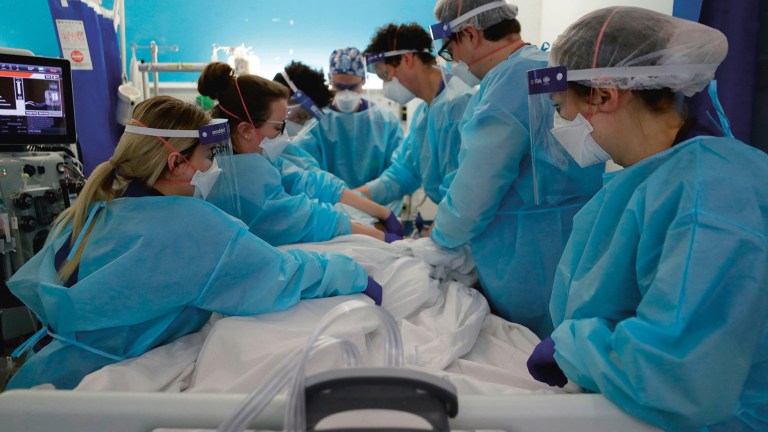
[75,236,579,395]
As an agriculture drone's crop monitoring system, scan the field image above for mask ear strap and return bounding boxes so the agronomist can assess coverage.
[588,7,622,120]
[234,76,257,130]
[127,119,200,172]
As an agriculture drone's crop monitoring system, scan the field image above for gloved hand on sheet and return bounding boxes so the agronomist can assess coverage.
[363,277,383,306]
[415,212,425,233]
[527,336,568,388]
[384,232,403,244]
[381,212,404,237]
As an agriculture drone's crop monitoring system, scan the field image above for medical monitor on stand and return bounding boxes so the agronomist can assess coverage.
[0,52,76,147]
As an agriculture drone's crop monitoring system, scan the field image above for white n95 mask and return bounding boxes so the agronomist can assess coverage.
[259,132,290,162]
[451,61,480,87]
[190,158,222,199]
[550,112,611,167]
[334,90,362,113]
[383,77,416,105]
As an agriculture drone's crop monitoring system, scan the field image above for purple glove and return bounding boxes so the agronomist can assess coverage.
[415,212,425,232]
[363,277,383,306]
[527,336,567,388]
[384,232,403,243]
[382,212,404,236]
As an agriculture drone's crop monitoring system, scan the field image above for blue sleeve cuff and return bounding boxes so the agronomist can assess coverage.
[334,213,352,236]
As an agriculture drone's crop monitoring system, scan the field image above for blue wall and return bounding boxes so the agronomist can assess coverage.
[1,0,436,82]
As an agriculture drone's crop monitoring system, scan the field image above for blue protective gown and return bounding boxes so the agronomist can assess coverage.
[206,153,351,246]
[365,101,427,205]
[430,45,604,338]
[366,76,475,205]
[7,194,367,390]
[550,136,768,432]
[272,155,346,204]
[292,102,405,189]
[281,142,325,173]
[425,76,475,203]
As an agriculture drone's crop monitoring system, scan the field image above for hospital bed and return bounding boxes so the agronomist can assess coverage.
[0,390,660,431]
[0,235,660,431]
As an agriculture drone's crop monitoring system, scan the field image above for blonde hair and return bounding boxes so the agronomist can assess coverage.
[56,96,210,281]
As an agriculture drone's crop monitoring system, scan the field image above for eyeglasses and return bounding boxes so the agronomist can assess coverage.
[331,81,363,91]
[260,119,286,135]
[373,63,392,81]
[438,39,454,62]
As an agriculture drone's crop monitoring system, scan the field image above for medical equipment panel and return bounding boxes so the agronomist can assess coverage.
[0,53,76,146]
[0,152,83,345]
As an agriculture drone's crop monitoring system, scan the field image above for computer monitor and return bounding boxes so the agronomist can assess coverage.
[0,53,76,146]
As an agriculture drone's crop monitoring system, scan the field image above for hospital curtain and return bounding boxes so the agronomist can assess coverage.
[676,0,763,147]
[48,0,124,175]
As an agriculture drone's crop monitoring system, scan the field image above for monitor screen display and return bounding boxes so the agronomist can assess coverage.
[0,53,76,145]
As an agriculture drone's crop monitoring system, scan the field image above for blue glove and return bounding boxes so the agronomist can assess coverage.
[382,212,404,236]
[527,336,567,388]
[363,276,383,306]
[384,232,403,243]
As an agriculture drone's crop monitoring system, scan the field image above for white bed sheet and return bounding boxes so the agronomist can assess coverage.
[75,235,580,396]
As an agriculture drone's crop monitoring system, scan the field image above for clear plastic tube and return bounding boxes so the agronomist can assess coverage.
[217,335,362,432]
[283,300,403,431]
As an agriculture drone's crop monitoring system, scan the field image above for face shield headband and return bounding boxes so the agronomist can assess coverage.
[560,7,719,97]
[364,49,433,76]
[125,120,218,172]
[280,70,325,121]
[429,0,515,40]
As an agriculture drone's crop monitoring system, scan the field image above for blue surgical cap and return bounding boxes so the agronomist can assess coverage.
[329,47,365,78]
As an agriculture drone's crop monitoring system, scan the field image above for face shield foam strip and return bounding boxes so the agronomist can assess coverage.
[432,0,512,39]
[123,125,200,138]
[382,49,431,58]
[280,70,300,93]
[365,49,433,71]
[566,64,719,83]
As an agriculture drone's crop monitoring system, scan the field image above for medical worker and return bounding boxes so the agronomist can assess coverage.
[429,0,603,337]
[273,61,333,138]
[355,22,474,206]
[525,7,768,432]
[292,47,406,195]
[272,61,333,170]
[198,62,403,245]
[6,96,381,390]
[271,60,348,181]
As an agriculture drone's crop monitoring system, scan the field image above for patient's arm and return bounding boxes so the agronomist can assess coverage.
[354,185,373,200]
[351,222,385,241]
[339,189,391,220]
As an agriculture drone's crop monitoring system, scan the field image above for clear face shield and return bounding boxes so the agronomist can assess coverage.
[528,60,725,205]
[124,119,241,216]
[430,16,460,87]
[200,119,241,217]
[527,66,605,205]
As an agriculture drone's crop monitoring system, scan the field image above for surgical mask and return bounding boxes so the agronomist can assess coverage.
[334,90,362,113]
[190,157,222,199]
[550,112,611,168]
[449,39,525,88]
[451,61,480,87]
[383,77,416,105]
[259,132,290,162]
